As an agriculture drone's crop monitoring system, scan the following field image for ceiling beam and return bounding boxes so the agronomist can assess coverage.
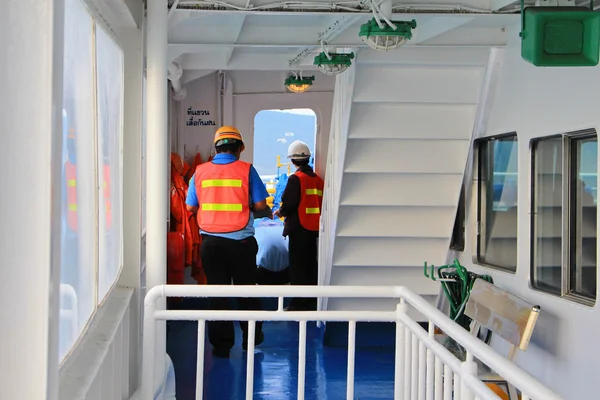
[168,10,192,30]
[182,52,320,71]
[170,42,368,50]
[224,15,248,66]
[181,70,217,84]
[289,15,365,67]
[411,16,475,45]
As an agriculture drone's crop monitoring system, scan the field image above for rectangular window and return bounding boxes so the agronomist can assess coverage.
[59,0,124,362]
[531,131,597,304]
[476,133,518,272]
[59,0,96,362]
[96,23,124,303]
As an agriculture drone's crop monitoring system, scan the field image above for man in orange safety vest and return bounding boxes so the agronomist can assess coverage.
[274,140,324,311]
[186,126,271,358]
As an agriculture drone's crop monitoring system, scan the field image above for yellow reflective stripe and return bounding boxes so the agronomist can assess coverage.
[202,203,243,212]
[103,181,107,189]
[67,179,76,187]
[306,189,323,196]
[202,179,243,188]
[306,208,320,214]
[68,204,78,211]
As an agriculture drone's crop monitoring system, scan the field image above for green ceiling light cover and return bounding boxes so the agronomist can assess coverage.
[359,18,417,51]
[313,52,355,75]
[284,75,315,93]
[520,0,600,67]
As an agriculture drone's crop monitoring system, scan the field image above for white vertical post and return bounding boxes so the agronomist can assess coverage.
[119,20,145,393]
[346,320,357,400]
[426,321,435,400]
[418,341,426,400]
[434,357,442,400]
[146,0,169,388]
[196,320,206,400]
[298,321,308,400]
[411,333,418,400]
[443,365,452,400]
[245,321,256,400]
[394,300,407,400]
[404,327,412,400]
[453,371,461,400]
[460,352,476,400]
[0,0,64,399]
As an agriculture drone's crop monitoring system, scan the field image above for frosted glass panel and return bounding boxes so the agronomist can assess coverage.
[59,0,96,362]
[96,25,124,302]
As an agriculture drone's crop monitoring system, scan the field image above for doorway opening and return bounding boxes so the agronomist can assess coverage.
[253,108,317,209]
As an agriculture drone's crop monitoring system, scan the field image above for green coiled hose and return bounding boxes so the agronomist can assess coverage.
[435,259,493,331]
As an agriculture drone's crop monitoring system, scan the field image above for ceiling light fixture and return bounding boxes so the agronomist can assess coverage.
[285,73,315,93]
[359,17,417,51]
[313,51,355,75]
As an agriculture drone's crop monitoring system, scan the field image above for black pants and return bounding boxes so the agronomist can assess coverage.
[201,234,262,350]
[288,229,319,310]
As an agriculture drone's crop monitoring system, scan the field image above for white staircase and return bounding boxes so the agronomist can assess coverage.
[322,47,492,318]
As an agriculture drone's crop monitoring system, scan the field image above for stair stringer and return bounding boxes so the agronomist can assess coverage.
[318,48,358,312]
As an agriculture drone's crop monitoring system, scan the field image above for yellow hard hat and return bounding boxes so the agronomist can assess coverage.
[214,126,245,151]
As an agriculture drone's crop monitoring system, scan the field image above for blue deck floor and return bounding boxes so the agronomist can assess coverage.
[166,300,396,400]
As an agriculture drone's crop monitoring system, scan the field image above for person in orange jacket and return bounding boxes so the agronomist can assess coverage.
[170,152,206,284]
[186,126,271,358]
[274,140,324,311]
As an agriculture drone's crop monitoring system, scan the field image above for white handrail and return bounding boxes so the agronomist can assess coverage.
[141,284,563,400]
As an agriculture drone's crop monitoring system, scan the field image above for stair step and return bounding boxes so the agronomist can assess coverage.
[344,139,469,174]
[340,173,463,207]
[348,103,476,140]
[353,65,484,104]
[332,237,449,267]
[336,205,455,238]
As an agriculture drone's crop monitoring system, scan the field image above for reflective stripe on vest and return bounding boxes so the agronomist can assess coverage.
[194,160,251,233]
[202,179,242,188]
[201,203,243,212]
[65,161,78,231]
[295,170,324,231]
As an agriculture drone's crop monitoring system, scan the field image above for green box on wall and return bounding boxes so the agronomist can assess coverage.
[521,7,600,67]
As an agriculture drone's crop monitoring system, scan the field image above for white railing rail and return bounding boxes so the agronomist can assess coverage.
[141,285,563,400]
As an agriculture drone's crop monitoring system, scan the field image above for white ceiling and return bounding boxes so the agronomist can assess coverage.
[163,0,551,80]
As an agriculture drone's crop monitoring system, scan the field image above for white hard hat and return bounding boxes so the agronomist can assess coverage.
[287,140,311,160]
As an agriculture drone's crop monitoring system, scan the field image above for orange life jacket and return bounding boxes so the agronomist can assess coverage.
[295,171,324,231]
[65,161,78,231]
[186,152,202,183]
[194,160,251,234]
